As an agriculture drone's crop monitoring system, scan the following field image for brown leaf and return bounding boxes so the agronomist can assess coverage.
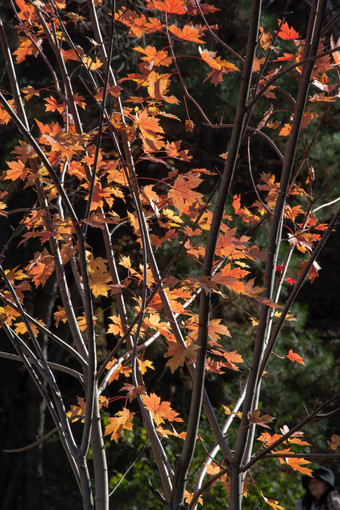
[248,409,275,429]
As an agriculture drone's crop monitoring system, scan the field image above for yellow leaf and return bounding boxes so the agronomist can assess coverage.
[138,359,155,374]
[104,408,134,442]
[67,396,86,422]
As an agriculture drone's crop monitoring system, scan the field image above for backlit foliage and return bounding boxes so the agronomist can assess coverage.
[0,0,339,509]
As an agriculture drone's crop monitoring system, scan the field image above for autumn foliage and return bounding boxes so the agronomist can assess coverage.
[0,0,339,509]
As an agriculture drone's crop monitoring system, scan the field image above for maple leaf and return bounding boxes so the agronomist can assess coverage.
[199,48,239,85]
[21,85,40,101]
[287,349,305,365]
[4,266,27,283]
[146,72,179,104]
[187,1,220,15]
[327,434,340,451]
[142,393,182,425]
[164,341,199,373]
[220,350,243,371]
[86,253,112,297]
[168,173,203,214]
[134,46,172,67]
[277,21,300,40]
[27,254,54,287]
[0,99,16,125]
[298,259,321,282]
[107,362,132,384]
[146,0,187,15]
[259,27,272,50]
[257,431,283,446]
[208,319,231,344]
[98,396,109,410]
[107,315,125,337]
[44,96,64,114]
[248,409,275,429]
[104,408,134,442]
[138,359,155,374]
[261,492,284,510]
[67,396,86,422]
[165,141,192,162]
[184,490,203,506]
[14,36,42,63]
[83,56,103,70]
[60,48,81,62]
[14,319,40,338]
[169,24,204,44]
[288,437,311,447]
[135,108,165,141]
[120,384,146,402]
[185,119,195,132]
[275,52,296,62]
[286,457,312,476]
[279,123,292,136]
[16,0,36,21]
[288,232,316,254]
[5,160,29,181]
[116,8,162,37]
[222,405,242,419]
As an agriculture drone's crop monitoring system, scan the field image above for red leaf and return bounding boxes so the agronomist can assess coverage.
[277,21,300,40]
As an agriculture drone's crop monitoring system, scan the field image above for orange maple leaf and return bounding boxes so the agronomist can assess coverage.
[209,319,231,344]
[165,141,192,162]
[257,432,283,446]
[168,173,203,214]
[146,0,186,14]
[134,45,172,67]
[60,48,81,62]
[44,96,64,114]
[168,24,204,44]
[136,108,165,141]
[261,492,284,510]
[286,457,312,476]
[147,72,179,104]
[27,255,54,288]
[142,393,182,425]
[279,123,292,136]
[115,8,162,37]
[220,350,243,371]
[287,349,305,365]
[5,160,29,181]
[275,52,296,62]
[164,342,199,373]
[14,36,42,63]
